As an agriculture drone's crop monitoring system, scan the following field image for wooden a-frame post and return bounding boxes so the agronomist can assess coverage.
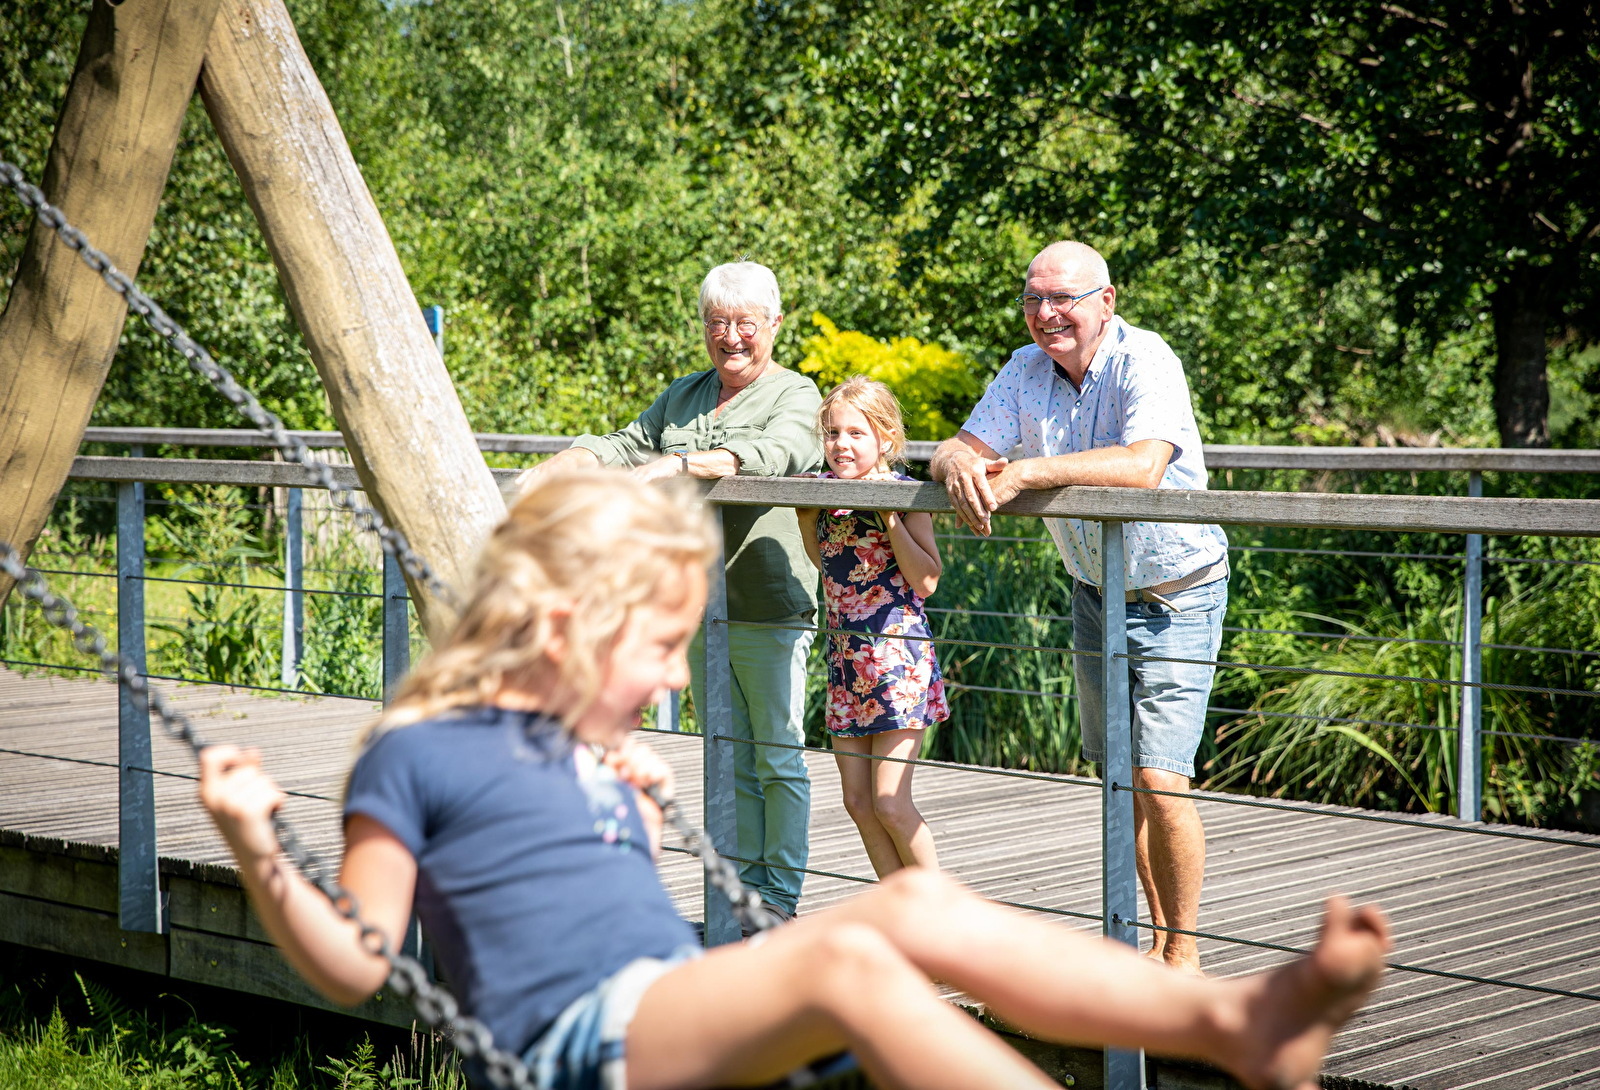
[0,0,502,638]
[0,0,223,606]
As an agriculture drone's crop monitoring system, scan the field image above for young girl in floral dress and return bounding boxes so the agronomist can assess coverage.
[797,377,949,876]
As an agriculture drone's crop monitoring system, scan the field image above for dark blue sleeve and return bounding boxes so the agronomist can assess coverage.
[344,730,427,856]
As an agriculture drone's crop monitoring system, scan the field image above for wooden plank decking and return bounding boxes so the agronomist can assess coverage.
[2,665,1598,1089]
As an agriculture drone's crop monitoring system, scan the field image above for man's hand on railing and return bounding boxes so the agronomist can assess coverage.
[934,440,1011,537]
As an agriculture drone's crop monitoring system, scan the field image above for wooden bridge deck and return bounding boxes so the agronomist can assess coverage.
[3,664,1598,1089]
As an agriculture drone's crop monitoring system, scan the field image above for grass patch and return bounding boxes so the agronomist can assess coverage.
[0,944,464,1089]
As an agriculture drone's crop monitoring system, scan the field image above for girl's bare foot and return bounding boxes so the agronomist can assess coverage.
[1223,896,1390,1090]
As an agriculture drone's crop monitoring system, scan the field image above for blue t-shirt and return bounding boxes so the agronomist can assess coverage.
[344,706,696,1059]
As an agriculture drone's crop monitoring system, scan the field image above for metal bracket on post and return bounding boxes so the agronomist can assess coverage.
[382,551,409,703]
[1458,471,1484,822]
[281,486,304,687]
[702,507,740,947]
[117,455,162,934]
[1100,520,1145,1090]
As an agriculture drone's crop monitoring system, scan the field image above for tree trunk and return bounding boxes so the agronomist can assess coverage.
[197,0,503,639]
[0,0,223,607]
[1490,266,1552,449]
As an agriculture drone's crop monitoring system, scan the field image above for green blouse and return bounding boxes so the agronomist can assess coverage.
[571,367,823,622]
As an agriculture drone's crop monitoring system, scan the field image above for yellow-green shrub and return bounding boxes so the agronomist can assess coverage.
[798,313,986,440]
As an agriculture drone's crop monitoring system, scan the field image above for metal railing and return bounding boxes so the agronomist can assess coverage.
[5,452,1598,1089]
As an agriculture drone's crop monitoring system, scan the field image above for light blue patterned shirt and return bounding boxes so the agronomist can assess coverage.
[960,316,1228,591]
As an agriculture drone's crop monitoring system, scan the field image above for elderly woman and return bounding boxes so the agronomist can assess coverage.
[521,261,822,927]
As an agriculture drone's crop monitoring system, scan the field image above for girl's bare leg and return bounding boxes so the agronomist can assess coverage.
[832,735,904,878]
[626,921,1056,1090]
[870,729,938,870]
[820,869,1390,1090]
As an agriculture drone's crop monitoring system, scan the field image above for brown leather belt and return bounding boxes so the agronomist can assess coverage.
[1123,557,1229,610]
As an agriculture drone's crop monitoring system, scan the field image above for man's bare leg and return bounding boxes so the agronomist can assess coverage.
[1135,799,1167,961]
[1134,766,1206,972]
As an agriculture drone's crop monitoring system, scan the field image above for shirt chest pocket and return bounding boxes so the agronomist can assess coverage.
[659,425,700,453]
[1088,403,1123,449]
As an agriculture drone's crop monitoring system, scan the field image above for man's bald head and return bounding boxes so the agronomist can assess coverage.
[1027,241,1111,290]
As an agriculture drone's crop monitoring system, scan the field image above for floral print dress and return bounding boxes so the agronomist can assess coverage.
[817,473,950,737]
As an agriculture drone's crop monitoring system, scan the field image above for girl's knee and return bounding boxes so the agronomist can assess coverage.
[841,788,878,826]
[802,922,917,1009]
[872,792,922,836]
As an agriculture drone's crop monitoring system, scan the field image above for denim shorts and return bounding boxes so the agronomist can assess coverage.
[1072,576,1228,779]
[520,945,702,1090]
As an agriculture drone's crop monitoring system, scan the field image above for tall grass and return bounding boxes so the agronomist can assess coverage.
[0,950,465,1089]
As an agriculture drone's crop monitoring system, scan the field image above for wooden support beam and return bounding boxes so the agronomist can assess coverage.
[0,0,223,606]
[196,0,502,638]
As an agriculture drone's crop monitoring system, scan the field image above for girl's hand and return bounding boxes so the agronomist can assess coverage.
[199,745,286,862]
[604,738,675,853]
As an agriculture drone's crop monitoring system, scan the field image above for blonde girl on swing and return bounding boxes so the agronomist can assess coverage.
[200,469,1391,1090]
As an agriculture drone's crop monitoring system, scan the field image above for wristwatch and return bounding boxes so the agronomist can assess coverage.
[677,450,690,476]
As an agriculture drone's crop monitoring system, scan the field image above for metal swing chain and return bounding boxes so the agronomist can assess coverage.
[0,159,458,613]
[1,160,775,1071]
[0,543,535,1089]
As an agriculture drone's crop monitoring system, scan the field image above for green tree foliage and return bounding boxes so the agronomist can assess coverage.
[784,0,1600,447]
[798,313,984,439]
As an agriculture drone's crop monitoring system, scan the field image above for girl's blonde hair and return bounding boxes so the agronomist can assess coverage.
[368,470,716,740]
[818,376,907,470]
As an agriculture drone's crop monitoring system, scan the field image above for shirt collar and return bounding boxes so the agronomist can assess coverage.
[1046,316,1126,390]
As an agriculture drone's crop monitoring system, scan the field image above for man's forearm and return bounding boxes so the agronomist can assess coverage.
[1010,443,1169,491]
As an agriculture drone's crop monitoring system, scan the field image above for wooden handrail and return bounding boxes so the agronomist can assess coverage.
[67,456,1600,538]
[80,427,1600,473]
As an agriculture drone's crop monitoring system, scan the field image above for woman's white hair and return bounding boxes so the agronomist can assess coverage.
[699,262,783,319]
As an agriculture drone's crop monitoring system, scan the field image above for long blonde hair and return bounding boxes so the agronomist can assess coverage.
[368,470,716,741]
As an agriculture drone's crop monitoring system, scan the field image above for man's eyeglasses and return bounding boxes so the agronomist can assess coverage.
[1015,286,1106,316]
[704,317,766,338]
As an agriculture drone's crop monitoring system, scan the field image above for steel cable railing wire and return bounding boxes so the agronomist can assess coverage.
[0,159,794,1088]
[0,543,543,1090]
[0,745,333,802]
[731,619,1597,698]
[701,734,1600,1002]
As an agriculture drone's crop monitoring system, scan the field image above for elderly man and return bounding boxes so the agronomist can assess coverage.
[932,240,1229,972]
[521,262,821,929]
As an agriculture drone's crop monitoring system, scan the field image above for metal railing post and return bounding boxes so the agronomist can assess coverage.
[656,689,680,732]
[382,551,409,703]
[702,506,740,946]
[117,455,162,933]
[281,487,304,686]
[1458,471,1484,822]
[1100,520,1145,1089]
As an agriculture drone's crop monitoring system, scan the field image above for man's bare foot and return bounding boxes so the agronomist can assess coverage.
[1223,896,1390,1090]
[1163,953,1205,978]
